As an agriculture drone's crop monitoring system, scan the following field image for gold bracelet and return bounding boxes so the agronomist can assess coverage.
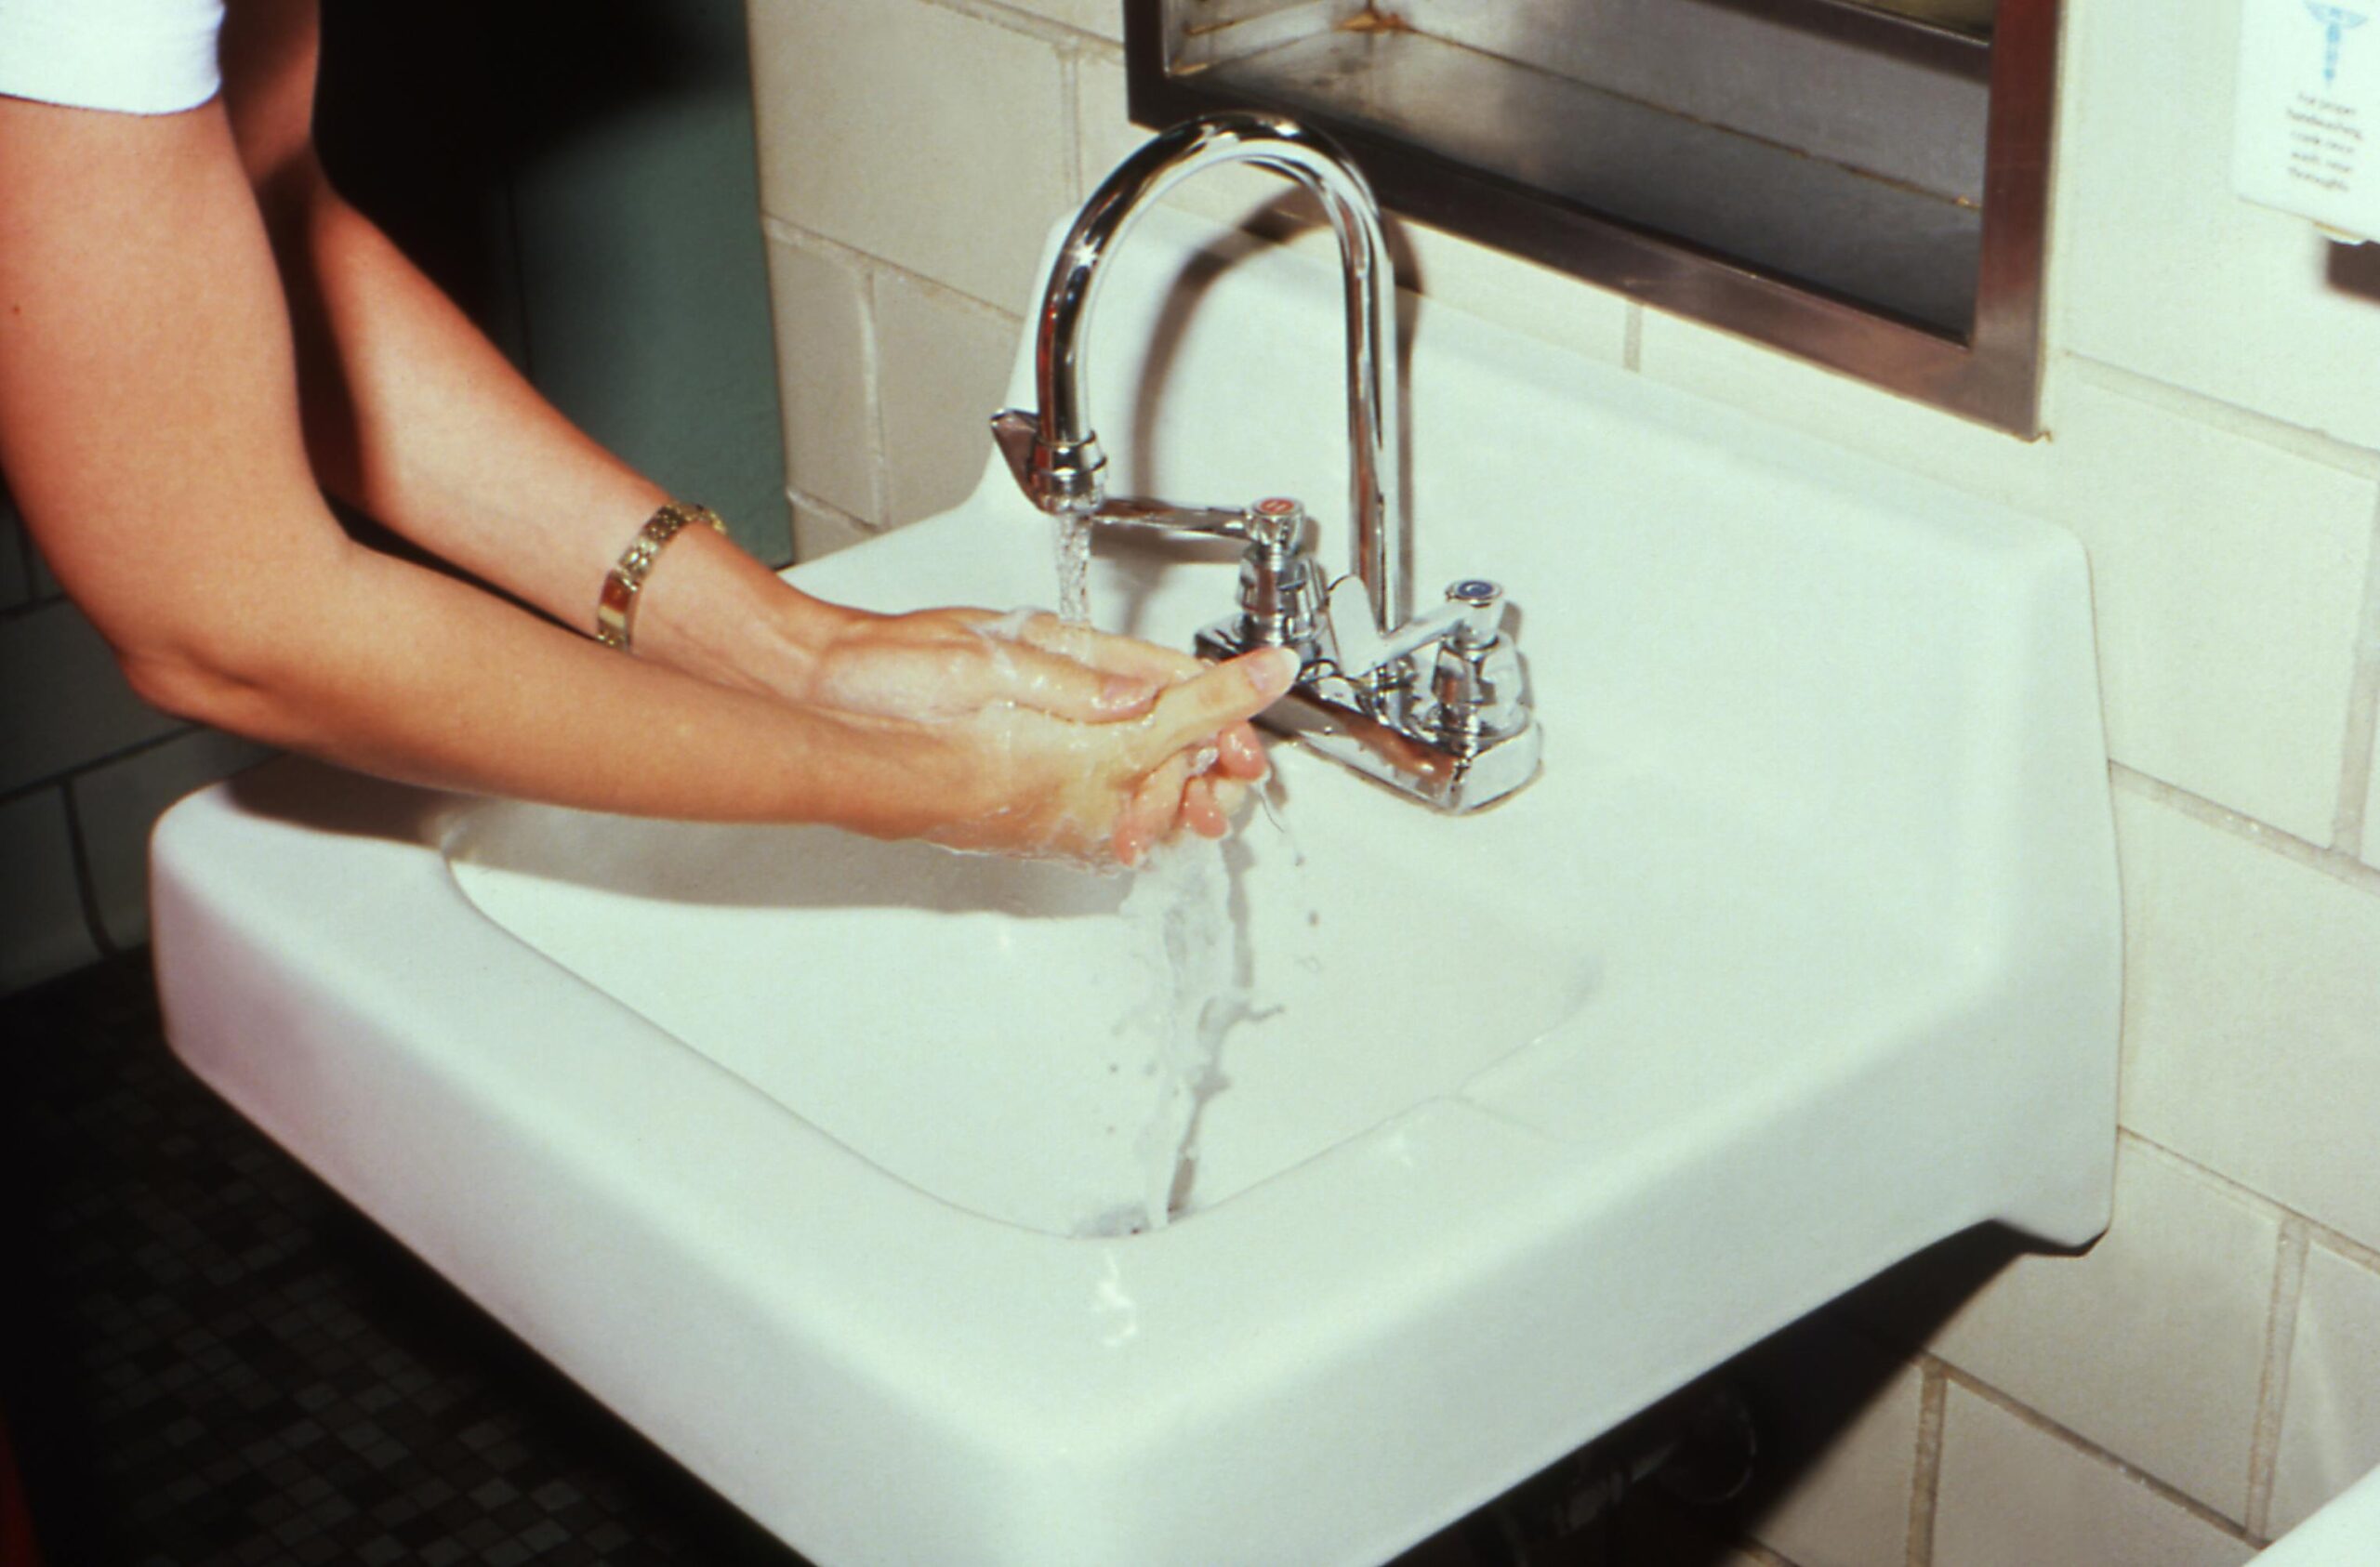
[595,502,725,652]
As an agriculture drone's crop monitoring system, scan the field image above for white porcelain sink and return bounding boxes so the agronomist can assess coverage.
[447,776,1603,1240]
[2256,1468,2380,1562]
[152,207,2121,1567]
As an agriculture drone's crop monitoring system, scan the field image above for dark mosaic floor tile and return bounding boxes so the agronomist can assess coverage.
[1,953,811,1566]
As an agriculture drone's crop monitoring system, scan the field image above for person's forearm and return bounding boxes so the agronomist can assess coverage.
[151,515,1293,862]
[157,527,962,833]
[260,161,840,694]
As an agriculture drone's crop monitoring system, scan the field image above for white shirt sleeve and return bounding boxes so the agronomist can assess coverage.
[0,0,226,116]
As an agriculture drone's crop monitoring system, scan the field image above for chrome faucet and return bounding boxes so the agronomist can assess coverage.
[993,112,1540,812]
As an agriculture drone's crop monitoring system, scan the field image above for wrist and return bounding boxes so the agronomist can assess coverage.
[594,503,725,651]
[628,521,850,704]
[767,588,866,704]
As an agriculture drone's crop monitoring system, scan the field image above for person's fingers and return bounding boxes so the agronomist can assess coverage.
[1214,722,1268,780]
[948,632,1160,721]
[1138,647,1298,760]
[1115,751,1195,866]
[1018,616,1207,684]
[1206,773,1249,827]
[1181,775,1230,838]
[1003,621,1297,760]
[820,612,1166,723]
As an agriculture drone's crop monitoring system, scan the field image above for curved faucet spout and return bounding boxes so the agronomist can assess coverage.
[1012,112,1407,639]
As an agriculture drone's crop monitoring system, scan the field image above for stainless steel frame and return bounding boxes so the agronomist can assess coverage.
[1125,0,2056,434]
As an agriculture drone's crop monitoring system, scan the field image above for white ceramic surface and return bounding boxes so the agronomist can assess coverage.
[2257,1468,2380,1563]
[152,208,2122,1567]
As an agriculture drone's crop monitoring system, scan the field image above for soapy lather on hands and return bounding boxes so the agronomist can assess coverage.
[799,607,1284,865]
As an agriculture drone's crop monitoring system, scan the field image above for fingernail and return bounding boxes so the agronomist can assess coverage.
[1094,675,1160,716]
[1250,646,1301,699]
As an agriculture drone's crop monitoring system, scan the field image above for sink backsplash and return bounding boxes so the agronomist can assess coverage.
[747,0,2380,1559]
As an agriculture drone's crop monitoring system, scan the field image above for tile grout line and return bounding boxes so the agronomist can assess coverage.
[2065,352,2380,482]
[764,485,801,571]
[57,781,118,962]
[914,0,1104,50]
[1906,1359,1948,1567]
[786,484,877,530]
[1936,1365,2260,1545]
[857,261,890,530]
[1059,43,1088,208]
[2113,1126,2297,1226]
[2308,1219,2380,1277]
[2111,761,2380,898]
[2244,1217,2311,1543]
[0,726,197,813]
[2328,481,2380,860]
[2121,1126,2380,1282]
[749,221,800,573]
[784,485,882,564]
[759,216,1024,331]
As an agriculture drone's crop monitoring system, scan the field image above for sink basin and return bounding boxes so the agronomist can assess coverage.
[2256,1468,2380,1562]
[152,206,2120,1566]
[445,774,1602,1238]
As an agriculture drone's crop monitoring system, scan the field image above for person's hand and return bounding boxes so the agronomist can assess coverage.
[874,643,1299,868]
[803,606,1273,846]
[803,607,1146,718]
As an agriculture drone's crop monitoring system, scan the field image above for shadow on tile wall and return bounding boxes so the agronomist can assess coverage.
[0,0,786,1000]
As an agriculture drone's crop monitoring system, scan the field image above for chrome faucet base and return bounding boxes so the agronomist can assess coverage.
[1192,621,1543,813]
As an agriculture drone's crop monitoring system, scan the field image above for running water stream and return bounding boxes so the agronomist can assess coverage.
[1118,839,1242,1228]
[1054,515,1092,627]
[1053,513,1239,1231]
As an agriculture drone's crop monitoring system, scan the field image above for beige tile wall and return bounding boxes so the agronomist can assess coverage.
[0,488,249,994]
[745,0,2380,1560]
